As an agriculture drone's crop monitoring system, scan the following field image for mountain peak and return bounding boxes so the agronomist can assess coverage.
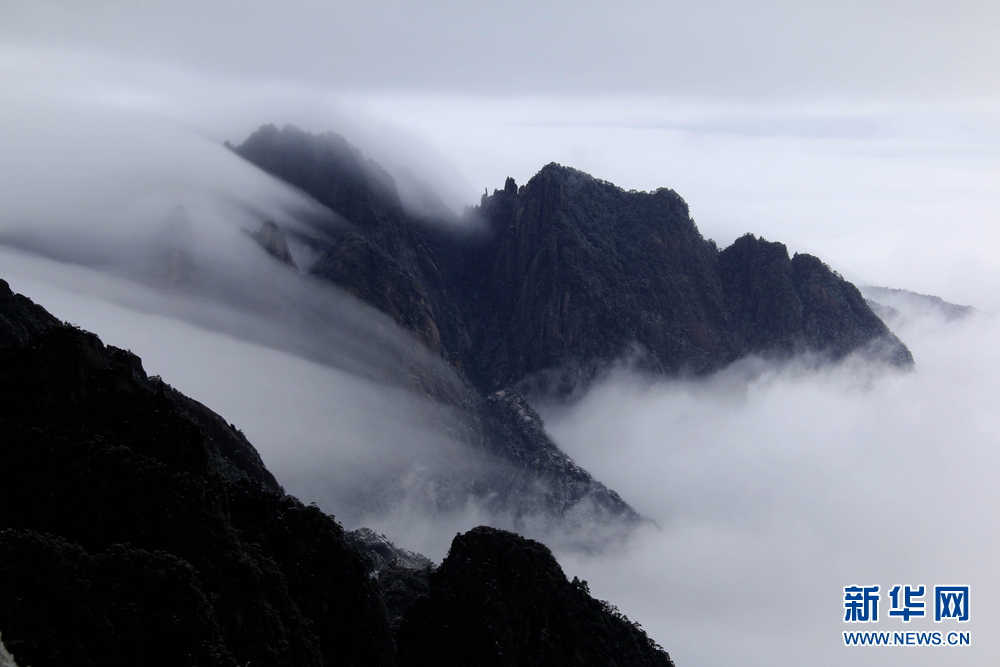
[233,124,402,224]
[233,126,912,395]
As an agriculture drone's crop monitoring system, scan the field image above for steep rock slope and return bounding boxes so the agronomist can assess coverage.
[397,526,673,667]
[0,279,61,346]
[232,128,643,532]
[719,235,912,365]
[230,126,914,539]
[0,285,392,667]
[233,124,465,360]
[0,283,672,667]
[462,167,734,392]
[465,167,913,390]
[232,126,912,397]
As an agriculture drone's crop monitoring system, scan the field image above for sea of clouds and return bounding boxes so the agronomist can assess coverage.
[544,304,999,666]
[1,38,997,664]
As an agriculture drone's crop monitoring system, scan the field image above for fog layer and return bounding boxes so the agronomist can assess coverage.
[2,5,998,664]
[543,305,999,666]
[0,95,502,536]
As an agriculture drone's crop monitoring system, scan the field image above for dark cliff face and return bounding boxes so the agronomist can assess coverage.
[789,252,911,365]
[224,124,912,544]
[397,526,674,667]
[0,286,672,667]
[0,303,393,667]
[310,231,443,355]
[479,389,638,532]
[719,234,913,365]
[465,165,734,392]
[0,279,61,347]
[232,125,468,363]
[233,126,640,533]
[232,126,912,398]
[466,166,913,390]
[233,124,403,245]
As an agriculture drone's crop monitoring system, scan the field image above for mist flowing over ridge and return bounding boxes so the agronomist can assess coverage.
[0,279,674,667]
[219,121,916,550]
[1,3,998,663]
[231,123,913,398]
[0,114,917,556]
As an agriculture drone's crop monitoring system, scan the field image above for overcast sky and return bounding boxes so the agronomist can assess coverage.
[1,4,999,666]
[3,0,1000,100]
[3,0,998,309]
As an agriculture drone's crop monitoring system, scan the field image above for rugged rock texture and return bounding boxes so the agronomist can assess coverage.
[311,231,443,355]
[247,219,298,269]
[720,235,913,365]
[225,482,393,667]
[232,125,403,249]
[397,527,674,667]
[717,233,805,354]
[479,389,637,529]
[0,279,60,347]
[462,167,731,392]
[347,527,433,574]
[232,126,912,397]
[232,124,468,362]
[164,385,282,492]
[465,167,913,390]
[0,301,392,667]
[236,126,642,535]
[228,124,912,542]
[347,529,435,631]
[0,286,673,667]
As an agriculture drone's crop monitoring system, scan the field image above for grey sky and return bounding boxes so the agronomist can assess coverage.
[2,1,999,101]
[4,1,998,311]
[1,4,999,666]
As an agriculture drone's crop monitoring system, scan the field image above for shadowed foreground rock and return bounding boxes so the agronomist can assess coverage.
[0,279,60,347]
[397,526,674,667]
[0,284,672,667]
[0,290,390,667]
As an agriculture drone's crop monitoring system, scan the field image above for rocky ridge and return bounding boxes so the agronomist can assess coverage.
[0,281,673,667]
[227,124,913,543]
[232,125,912,396]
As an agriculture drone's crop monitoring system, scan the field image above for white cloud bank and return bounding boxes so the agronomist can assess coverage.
[544,307,1000,666]
[1,5,999,662]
